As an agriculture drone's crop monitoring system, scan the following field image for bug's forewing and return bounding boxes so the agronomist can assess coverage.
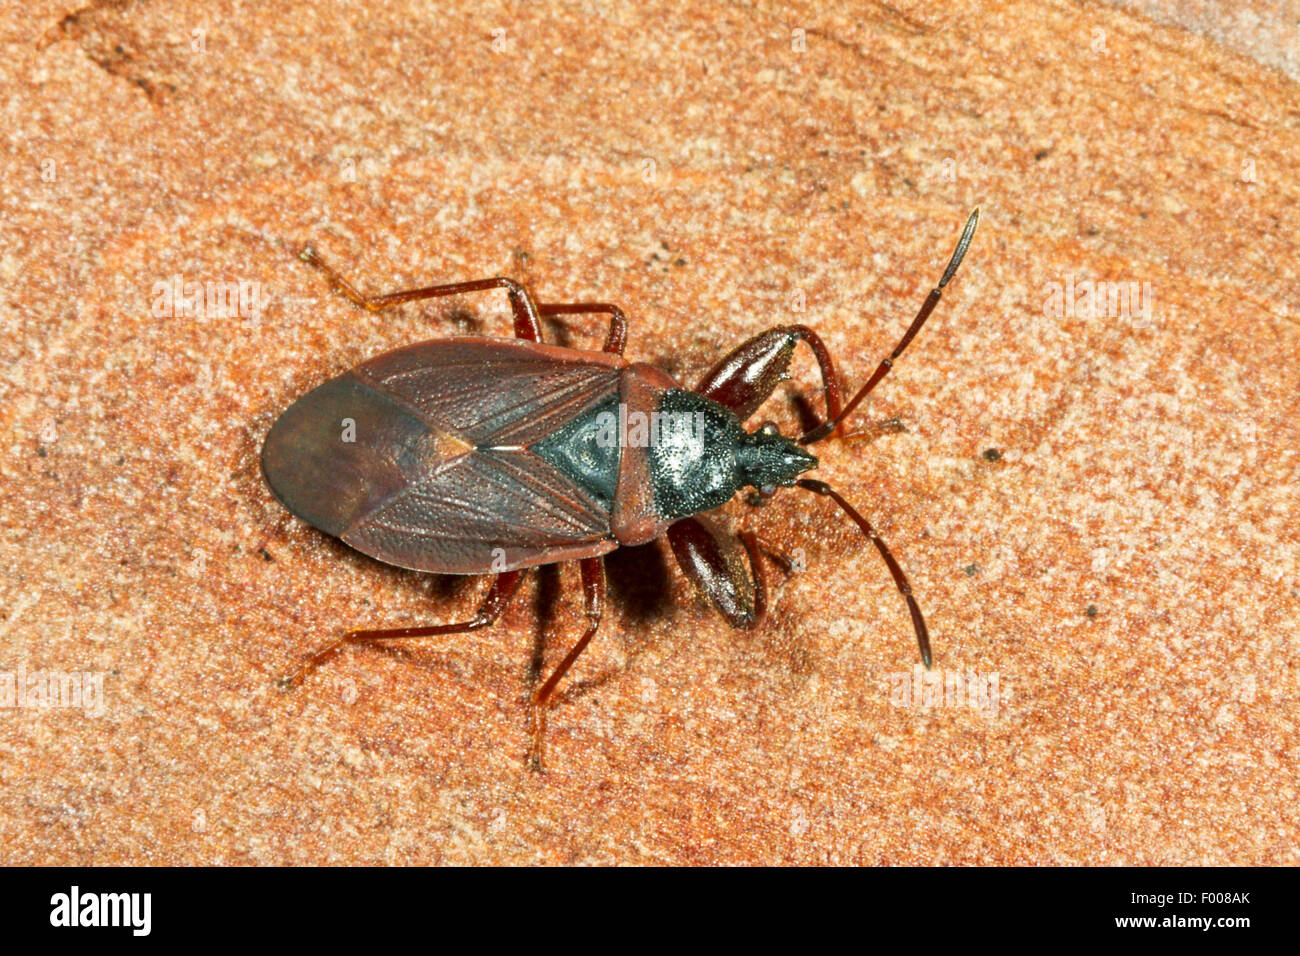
[263,338,624,573]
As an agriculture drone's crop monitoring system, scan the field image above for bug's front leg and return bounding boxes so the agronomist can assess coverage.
[694,325,843,425]
[667,516,767,630]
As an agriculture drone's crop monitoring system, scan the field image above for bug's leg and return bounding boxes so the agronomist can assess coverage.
[694,325,843,425]
[750,539,798,579]
[738,532,768,626]
[667,516,767,630]
[279,570,525,687]
[537,303,629,355]
[299,247,544,341]
[528,558,605,771]
[841,416,909,446]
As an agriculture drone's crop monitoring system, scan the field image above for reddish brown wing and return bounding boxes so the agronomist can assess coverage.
[355,338,623,446]
[262,338,624,574]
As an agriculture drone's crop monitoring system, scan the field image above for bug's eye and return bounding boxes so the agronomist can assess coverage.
[759,422,780,437]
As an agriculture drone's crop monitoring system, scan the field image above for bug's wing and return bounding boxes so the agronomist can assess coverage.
[262,338,625,574]
[342,445,619,573]
[345,339,626,572]
[353,337,623,446]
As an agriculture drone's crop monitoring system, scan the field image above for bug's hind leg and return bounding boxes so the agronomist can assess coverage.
[528,558,606,771]
[279,570,525,688]
[299,246,545,341]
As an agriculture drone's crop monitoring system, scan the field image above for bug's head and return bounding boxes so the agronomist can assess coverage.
[737,422,817,496]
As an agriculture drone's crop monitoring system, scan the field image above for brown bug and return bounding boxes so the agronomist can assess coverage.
[264,209,980,767]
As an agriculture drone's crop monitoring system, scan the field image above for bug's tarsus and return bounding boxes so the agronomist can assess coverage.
[752,540,798,578]
[796,478,933,669]
[299,245,389,314]
[798,208,980,446]
[840,416,910,446]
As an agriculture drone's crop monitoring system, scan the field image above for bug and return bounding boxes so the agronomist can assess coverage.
[264,209,980,768]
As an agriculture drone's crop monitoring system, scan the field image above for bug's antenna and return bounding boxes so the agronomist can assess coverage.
[796,478,932,668]
[800,208,980,445]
